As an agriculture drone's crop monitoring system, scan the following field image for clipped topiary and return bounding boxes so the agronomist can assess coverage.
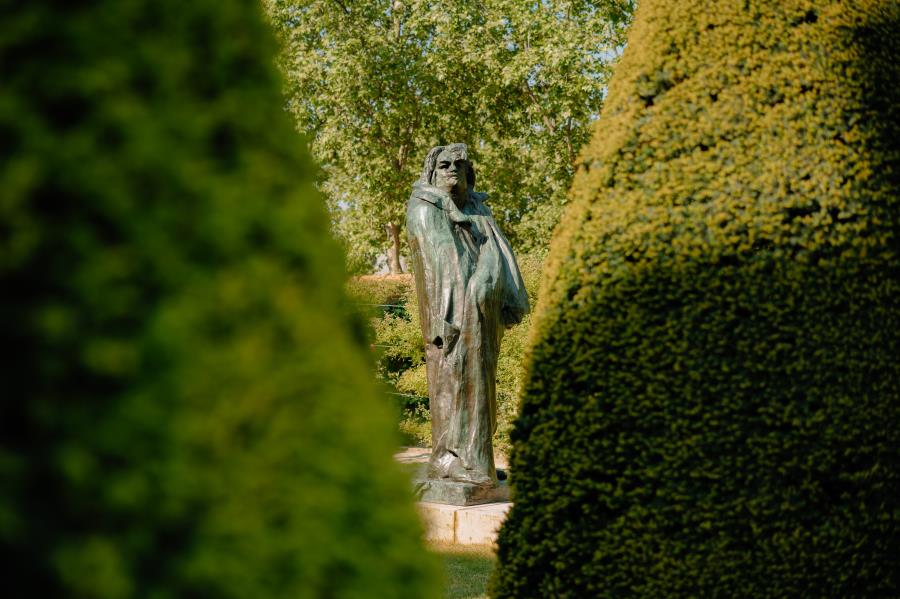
[494,1,900,596]
[0,1,438,597]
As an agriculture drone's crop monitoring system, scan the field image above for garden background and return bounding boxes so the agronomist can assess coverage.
[3,1,898,598]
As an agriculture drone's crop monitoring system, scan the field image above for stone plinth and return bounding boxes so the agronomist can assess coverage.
[417,501,512,545]
[399,449,513,544]
[413,478,509,506]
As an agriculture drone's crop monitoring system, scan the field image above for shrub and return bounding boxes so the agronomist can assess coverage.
[494,1,900,597]
[0,1,438,597]
[345,275,413,310]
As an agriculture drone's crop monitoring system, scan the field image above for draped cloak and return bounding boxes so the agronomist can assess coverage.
[406,181,530,485]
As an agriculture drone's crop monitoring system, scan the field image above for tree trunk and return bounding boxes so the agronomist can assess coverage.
[385,221,403,274]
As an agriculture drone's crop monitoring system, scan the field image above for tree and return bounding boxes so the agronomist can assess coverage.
[0,0,439,597]
[265,0,633,273]
[494,0,900,596]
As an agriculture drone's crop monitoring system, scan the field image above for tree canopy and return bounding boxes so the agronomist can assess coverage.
[265,0,634,272]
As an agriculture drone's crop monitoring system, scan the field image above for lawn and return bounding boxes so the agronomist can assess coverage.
[430,543,496,599]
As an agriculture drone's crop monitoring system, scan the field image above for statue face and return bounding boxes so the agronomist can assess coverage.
[434,149,469,197]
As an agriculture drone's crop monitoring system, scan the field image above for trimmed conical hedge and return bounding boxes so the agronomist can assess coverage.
[494,1,900,596]
[0,1,438,597]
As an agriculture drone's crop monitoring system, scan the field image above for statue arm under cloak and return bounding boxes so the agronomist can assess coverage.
[472,199,530,327]
[407,199,462,352]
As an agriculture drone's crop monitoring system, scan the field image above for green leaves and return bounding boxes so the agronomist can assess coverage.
[2,0,439,596]
[265,0,634,271]
[495,0,900,596]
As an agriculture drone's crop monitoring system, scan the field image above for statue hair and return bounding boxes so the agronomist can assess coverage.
[420,143,476,190]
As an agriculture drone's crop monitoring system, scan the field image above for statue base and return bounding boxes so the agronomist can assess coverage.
[413,478,510,506]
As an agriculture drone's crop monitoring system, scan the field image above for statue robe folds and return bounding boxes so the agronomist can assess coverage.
[407,181,529,485]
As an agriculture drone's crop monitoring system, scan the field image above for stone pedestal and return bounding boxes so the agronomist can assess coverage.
[413,478,509,506]
[399,450,513,545]
[417,501,512,544]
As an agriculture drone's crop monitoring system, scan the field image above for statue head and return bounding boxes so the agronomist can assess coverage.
[420,143,476,197]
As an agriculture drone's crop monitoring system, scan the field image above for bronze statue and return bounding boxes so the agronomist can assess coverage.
[407,144,529,490]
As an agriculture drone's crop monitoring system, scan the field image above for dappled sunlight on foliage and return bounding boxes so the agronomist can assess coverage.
[264,0,634,272]
[496,0,900,596]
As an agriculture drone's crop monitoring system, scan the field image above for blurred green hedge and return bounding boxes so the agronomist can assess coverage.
[349,254,544,455]
[495,1,900,597]
[0,1,438,597]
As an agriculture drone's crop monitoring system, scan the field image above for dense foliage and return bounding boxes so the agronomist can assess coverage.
[494,0,900,596]
[348,254,543,454]
[264,0,634,273]
[0,1,438,597]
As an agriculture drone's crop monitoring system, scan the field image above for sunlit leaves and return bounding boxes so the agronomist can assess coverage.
[265,0,634,271]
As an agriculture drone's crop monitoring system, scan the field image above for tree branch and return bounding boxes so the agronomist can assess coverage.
[392,0,402,40]
[522,80,556,135]
[564,117,576,166]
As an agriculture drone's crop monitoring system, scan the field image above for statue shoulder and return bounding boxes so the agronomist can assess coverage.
[469,191,492,216]
[409,181,446,208]
[407,195,442,222]
[407,184,448,234]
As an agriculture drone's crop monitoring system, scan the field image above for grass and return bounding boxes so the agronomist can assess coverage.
[430,542,496,599]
